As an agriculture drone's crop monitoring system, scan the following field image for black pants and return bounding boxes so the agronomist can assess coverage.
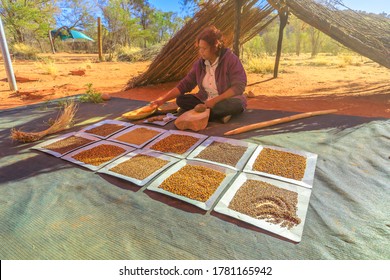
[176,94,244,121]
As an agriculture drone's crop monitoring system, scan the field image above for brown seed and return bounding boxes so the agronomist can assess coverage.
[85,123,125,137]
[253,148,306,180]
[159,164,226,202]
[43,135,94,154]
[229,179,301,229]
[146,115,165,122]
[150,134,200,154]
[195,141,247,167]
[72,144,126,166]
[109,154,169,180]
[114,127,161,146]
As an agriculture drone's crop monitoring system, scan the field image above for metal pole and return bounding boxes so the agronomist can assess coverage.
[0,17,17,91]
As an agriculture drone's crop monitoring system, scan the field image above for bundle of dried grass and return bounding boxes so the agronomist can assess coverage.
[11,101,78,143]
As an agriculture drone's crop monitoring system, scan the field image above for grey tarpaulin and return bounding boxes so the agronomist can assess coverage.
[0,98,389,259]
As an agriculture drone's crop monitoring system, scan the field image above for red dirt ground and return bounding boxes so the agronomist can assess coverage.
[1,53,389,118]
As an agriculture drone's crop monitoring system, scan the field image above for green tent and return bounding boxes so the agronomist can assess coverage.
[50,28,94,41]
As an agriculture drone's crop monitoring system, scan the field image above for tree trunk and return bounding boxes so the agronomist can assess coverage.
[233,0,243,57]
[274,6,288,78]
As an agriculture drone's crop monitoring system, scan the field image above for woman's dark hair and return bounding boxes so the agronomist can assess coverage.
[196,25,224,54]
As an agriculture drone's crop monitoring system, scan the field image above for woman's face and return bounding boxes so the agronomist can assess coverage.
[198,39,217,62]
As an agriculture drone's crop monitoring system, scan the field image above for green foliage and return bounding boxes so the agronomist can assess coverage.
[11,43,38,60]
[242,14,356,58]
[79,83,103,103]
[0,0,56,45]
[55,0,97,31]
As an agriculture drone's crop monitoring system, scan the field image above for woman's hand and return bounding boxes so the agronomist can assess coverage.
[150,87,181,109]
[205,98,218,109]
[150,99,165,108]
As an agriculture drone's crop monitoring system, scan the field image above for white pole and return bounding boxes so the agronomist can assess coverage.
[0,17,17,91]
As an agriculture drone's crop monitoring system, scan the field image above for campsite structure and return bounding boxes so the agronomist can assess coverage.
[126,0,390,89]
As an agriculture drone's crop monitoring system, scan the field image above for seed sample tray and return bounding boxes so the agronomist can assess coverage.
[147,159,237,210]
[107,125,166,148]
[31,132,100,157]
[98,150,180,186]
[187,136,257,170]
[61,140,135,171]
[244,145,317,188]
[144,130,208,158]
[214,172,312,242]
[79,119,132,139]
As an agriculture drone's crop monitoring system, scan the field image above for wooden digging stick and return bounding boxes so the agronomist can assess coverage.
[224,109,338,136]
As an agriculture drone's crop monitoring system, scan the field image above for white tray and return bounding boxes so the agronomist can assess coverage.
[213,172,312,242]
[244,145,318,188]
[187,136,258,170]
[98,150,180,186]
[107,125,166,148]
[31,132,101,157]
[146,159,237,210]
[61,140,135,171]
[143,130,208,158]
[78,119,132,139]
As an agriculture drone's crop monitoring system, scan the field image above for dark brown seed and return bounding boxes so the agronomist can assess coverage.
[72,144,125,166]
[85,123,125,137]
[43,135,94,154]
[150,134,200,154]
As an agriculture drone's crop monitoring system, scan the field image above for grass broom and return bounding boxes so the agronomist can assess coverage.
[11,101,78,143]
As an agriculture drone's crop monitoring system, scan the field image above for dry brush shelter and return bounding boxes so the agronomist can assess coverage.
[126,0,390,89]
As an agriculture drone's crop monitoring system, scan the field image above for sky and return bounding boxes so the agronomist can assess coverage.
[148,0,390,15]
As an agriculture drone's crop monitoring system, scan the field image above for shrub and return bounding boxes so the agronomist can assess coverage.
[245,57,274,74]
[79,83,103,103]
[12,43,38,60]
[116,46,142,62]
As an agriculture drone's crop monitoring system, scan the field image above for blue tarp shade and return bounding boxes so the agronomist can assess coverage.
[51,29,94,42]
[0,98,389,260]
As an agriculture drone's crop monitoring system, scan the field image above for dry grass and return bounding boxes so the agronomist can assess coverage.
[35,59,59,78]
[245,57,275,74]
[11,101,78,143]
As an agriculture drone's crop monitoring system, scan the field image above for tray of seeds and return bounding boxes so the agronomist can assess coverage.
[187,136,257,170]
[244,145,318,189]
[98,149,180,186]
[213,172,312,242]
[147,159,237,210]
[31,132,101,157]
[61,140,135,171]
[107,125,166,148]
[143,130,208,158]
[79,119,132,139]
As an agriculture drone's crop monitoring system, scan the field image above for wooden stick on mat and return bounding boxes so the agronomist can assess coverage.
[224,109,338,136]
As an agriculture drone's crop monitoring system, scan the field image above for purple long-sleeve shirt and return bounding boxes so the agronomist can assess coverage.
[176,48,247,109]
